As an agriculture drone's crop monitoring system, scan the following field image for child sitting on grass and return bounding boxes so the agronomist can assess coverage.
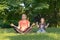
[10,14,35,33]
[36,18,49,33]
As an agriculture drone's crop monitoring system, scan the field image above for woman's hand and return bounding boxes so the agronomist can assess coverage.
[31,23,35,27]
[10,23,15,27]
[36,22,39,27]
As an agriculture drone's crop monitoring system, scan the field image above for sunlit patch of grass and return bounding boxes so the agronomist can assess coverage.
[0,27,60,40]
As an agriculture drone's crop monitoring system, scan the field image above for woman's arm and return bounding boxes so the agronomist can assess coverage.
[31,23,35,27]
[28,21,30,27]
[17,25,20,29]
[36,22,39,27]
[10,22,20,29]
[17,22,21,29]
[10,23,17,27]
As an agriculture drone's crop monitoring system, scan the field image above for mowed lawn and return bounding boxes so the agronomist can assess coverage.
[0,27,60,40]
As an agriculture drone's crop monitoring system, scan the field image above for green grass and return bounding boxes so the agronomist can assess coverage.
[0,27,60,40]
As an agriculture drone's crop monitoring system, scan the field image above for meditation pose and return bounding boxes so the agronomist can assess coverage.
[36,18,49,33]
[10,14,35,33]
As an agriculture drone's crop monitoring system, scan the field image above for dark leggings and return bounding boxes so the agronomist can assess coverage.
[13,26,32,33]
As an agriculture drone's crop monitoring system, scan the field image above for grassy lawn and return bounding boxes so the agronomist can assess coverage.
[0,27,60,40]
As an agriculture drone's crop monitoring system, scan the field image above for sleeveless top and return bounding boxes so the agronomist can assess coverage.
[19,20,30,31]
[39,23,46,29]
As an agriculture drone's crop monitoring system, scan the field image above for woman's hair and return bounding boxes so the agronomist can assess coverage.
[22,14,27,16]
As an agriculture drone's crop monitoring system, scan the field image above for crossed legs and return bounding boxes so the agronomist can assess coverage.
[13,26,32,33]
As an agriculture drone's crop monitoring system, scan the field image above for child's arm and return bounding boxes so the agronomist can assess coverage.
[45,23,49,28]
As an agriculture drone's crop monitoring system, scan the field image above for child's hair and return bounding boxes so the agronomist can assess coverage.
[40,18,45,20]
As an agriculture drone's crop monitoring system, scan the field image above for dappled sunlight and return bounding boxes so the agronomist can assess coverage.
[0,32,60,40]
[5,33,59,40]
[46,33,58,40]
[0,28,60,40]
[0,33,60,40]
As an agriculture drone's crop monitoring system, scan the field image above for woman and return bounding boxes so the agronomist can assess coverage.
[10,14,35,33]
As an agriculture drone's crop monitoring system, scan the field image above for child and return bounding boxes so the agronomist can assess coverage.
[36,18,49,33]
[10,14,35,33]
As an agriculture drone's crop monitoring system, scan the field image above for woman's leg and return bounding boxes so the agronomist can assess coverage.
[14,27,20,33]
[24,27,32,33]
[13,26,23,33]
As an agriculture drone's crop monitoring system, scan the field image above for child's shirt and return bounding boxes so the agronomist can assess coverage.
[19,20,30,31]
[39,23,46,29]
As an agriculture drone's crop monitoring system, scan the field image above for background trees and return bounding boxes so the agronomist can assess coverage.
[0,0,60,28]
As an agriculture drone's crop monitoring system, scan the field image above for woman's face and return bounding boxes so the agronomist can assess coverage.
[22,14,27,20]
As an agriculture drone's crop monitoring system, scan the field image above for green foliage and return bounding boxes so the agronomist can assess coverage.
[0,0,60,28]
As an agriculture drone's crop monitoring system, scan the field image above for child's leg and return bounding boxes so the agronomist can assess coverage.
[37,29,46,33]
[37,29,41,33]
[42,29,46,33]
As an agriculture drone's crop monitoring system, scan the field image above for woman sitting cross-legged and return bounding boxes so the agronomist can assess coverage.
[10,14,35,33]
